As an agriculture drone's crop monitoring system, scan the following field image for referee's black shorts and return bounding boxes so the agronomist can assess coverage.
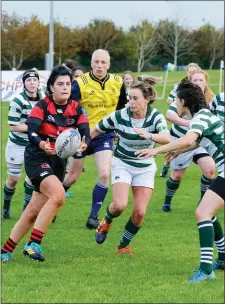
[24,148,67,193]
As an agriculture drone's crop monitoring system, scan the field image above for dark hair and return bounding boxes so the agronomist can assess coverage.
[73,67,85,73]
[180,76,188,83]
[131,75,162,104]
[72,67,85,78]
[176,80,208,116]
[46,65,73,96]
[63,59,77,71]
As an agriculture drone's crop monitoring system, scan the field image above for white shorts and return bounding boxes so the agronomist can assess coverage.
[219,170,224,178]
[170,147,208,170]
[111,157,157,189]
[5,139,26,165]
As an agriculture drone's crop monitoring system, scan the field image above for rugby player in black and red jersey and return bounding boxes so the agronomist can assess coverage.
[1,66,91,263]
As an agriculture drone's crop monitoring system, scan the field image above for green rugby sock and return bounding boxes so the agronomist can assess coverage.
[23,181,33,211]
[104,206,120,224]
[3,185,15,211]
[200,175,213,200]
[118,217,140,249]
[162,163,170,172]
[198,220,214,274]
[212,216,225,260]
[164,177,181,205]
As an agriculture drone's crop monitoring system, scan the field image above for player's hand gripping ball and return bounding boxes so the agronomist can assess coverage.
[55,129,81,159]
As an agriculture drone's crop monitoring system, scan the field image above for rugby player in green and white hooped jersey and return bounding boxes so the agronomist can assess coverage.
[90,75,170,254]
[3,69,44,219]
[167,63,200,105]
[161,69,216,212]
[161,100,216,212]
[209,92,224,122]
[136,81,225,283]
[160,62,200,177]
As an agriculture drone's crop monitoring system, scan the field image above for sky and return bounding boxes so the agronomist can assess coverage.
[2,1,224,30]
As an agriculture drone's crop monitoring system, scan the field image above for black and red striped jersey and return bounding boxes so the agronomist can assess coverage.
[26,96,90,150]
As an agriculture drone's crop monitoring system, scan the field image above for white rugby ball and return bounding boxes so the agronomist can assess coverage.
[55,128,81,159]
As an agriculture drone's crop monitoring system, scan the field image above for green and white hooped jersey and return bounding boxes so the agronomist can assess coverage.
[8,90,44,146]
[188,109,224,176]
[168,87,177,103]
[209,92,224,122]
[167,102,190,138]
[97,107,169,168]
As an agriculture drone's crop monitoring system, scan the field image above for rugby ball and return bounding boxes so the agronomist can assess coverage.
[55,128,81,159]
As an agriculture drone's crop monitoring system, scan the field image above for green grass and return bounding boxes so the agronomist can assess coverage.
[1,70,224,303]
[120,69,224,89]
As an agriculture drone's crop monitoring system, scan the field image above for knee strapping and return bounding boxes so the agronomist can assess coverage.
[7,165,22,176]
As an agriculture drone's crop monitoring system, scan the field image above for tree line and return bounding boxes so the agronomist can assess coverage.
[2,11,224,72]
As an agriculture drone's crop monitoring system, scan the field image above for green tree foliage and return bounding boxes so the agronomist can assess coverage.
[130,20,158,72]
[193,24,224,69]
[54,22,81,65]
[82,19,121,53]
[154,19,196,67]
[1,13,224,71]
[2,12,48,70]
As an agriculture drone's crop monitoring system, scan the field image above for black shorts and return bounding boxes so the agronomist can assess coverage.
[73,131,115,159]
[193,153,209,164]
[24,147,67,193]
[208,176,225,201]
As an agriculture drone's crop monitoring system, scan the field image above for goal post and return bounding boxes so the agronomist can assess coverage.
[219,60,224,93]
[158,62,176,100]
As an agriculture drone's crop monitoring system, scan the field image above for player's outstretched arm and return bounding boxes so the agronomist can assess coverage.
[171,141,199,154]
[134,128,170,145]
[10,124,28,132]
[165,141,199,162]
[166,110,190,127]
[135,131,199,158]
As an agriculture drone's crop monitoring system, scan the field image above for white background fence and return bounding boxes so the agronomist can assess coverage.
[1,71,51,101]
[1,63,224,102]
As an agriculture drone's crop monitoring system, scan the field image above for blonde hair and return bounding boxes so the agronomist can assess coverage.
[185,62,200,72]
[188,69,214,103]
[131,75,162,104]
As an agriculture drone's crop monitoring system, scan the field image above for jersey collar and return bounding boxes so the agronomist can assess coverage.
[89,71,110,90]
[127,105,153,128]
[23,89,40,102]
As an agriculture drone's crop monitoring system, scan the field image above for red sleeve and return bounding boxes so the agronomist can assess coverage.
[26,99,46,124]
[29,105,44,120]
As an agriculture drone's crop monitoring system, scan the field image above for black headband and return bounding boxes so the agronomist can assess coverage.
[22,70,39,83]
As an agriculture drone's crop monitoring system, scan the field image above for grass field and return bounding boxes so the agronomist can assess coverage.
[1,70,224,303]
